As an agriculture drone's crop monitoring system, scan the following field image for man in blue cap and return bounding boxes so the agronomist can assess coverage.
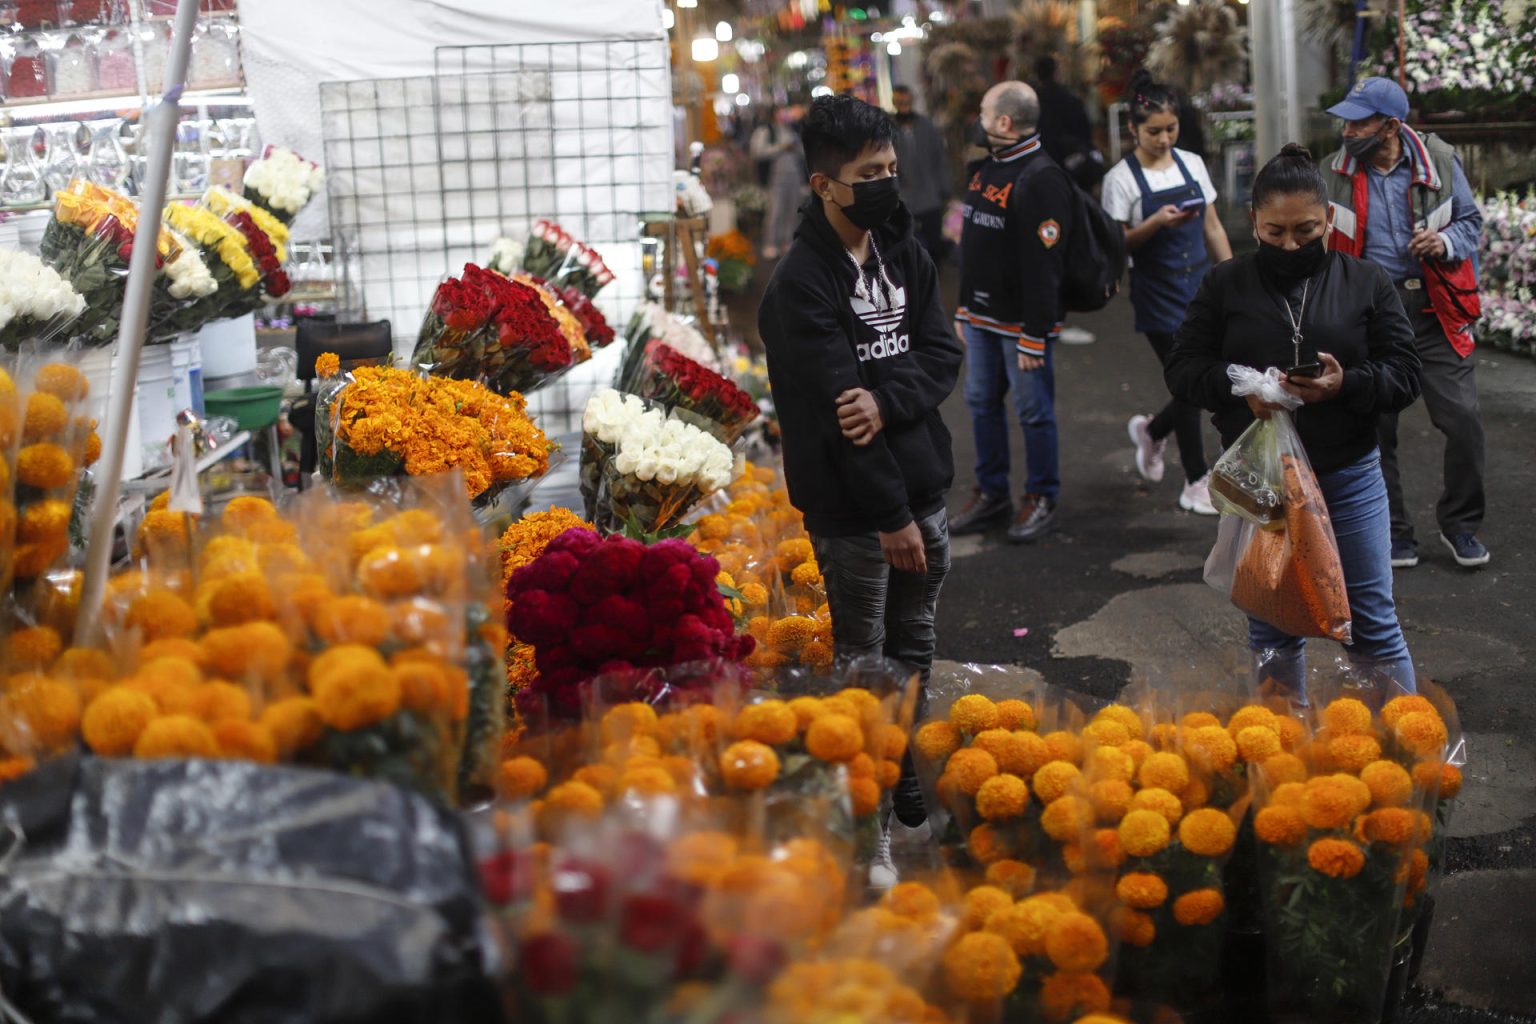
[1323,76,1489,569]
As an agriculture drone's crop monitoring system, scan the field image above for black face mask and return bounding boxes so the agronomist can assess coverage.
[1343,124,1391,162]
[830,175,901,230]
[972,120,1007,153]
[894,111,915,123]
[1257,235,1329,284]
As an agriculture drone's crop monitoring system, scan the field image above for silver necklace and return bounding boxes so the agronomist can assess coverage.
[1281,278,1310,367]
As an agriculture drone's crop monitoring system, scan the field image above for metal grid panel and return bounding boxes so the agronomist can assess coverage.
[320,37,674,434]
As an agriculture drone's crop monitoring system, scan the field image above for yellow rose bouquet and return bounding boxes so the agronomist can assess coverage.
[163,202,263,323]
[1249,686,1456,1022]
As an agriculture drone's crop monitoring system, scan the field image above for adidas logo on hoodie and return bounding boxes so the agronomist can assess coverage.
[851,285,908,362]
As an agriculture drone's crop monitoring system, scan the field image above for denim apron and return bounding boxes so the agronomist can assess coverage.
[1126,151,1210,334]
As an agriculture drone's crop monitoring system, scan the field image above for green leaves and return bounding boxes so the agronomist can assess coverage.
[618,509,695,544]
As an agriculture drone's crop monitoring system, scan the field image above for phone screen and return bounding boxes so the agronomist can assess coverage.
[1286,362,1323,379]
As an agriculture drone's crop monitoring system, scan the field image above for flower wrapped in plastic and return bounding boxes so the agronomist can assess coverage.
[242,144,326,224]
[38,179,180,345]
[318,359,552,507]
[505,527,754,724]
[412,263,574,396]
[197,185,292,308]
[0,249,86,352]
[511,271,591,366]
[556,284,616,349]
[497,506,593,710]
[163,201,263,323]
[519,219,614,298]
[617,302,721,393]
[628,340,760,443]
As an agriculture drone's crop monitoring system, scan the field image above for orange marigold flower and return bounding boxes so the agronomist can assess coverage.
[1085,745,1135,784]
[310,594,392,646]
[1095,703,1145,740]
[1088,779,1133,822]
[720,739,780,790]
[544,779,604,816]
[849,775,881,815]
[1179,807,1237,857]
[1043,730,1083,764]
[1044,911,1109,972]
[53,646,116,682]
[1116,871,1169,909]
[222,495,279,534]
[1184,724,1238,773]
[315,352,341,377]
[949,694,1001,735]
[200,621,291,684]
[205,571,278,626]
[1032,760,1082,804]
[1261,752,1309,787]
[124,589,198,641]
[23,391,69,442]
[944,746,999,796]
[1364,760,1416,807]
[1394,711,1449,759]
[1413,761,1462,800]
[1038,971,1112,1022]
[260,697,324,756]
[1270,781,1308,808]
[1227,703,1281,737]
[734,699,798,745]
[1360,807,1417,846]
[1172,887,1225,926]
[620,764,678,796]
[0,677,81,753]
[976,773,1030,821]
[968,823,1008,864]
[0,756,36,785]
[942,931,1021,1002]
[962,885,1014,931]
[995,698,1036,732]
[985,859,1037,898]
[877,721,908,760]
[805,712,864,763]
[877,758,901,788]
[1114,906,1157,947]
[1323,697,1375,736]
[1118,808,1172,858]
[133,714,219,759]
[311,654,401,731]
[1082,718,1130,749]
[971,728,1033,777]
[1308,837,1366,878]
[5,625,62,668]
[393,660,452,718]
[1330,733,1383,774]
[914,719,961,763]
[883,881,942,921]
[187,681,253,724]
[984,896,1058,956]
[16,442,75,489]
[1237,725,1283,762]
[1381,694,1439,731]
[1302,776,1365,830]
[1254,804,1308,846]
[1138,751,1190,794]
[213,719,278,763]
[17,498,71,543]
[81,687,158,756]
[33,362,89,402]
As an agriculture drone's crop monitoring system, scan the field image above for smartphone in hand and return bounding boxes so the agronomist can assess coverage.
[1286,362,1323,379]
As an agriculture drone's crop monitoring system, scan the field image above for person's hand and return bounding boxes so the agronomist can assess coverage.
[880,520,927,574]
[1245,393,1287,420]
[1155,203,1199,227]
[1282,352,1345,404]
[1409,228,1447,261]
[1017,351,1045,372]
[836,388,884,446]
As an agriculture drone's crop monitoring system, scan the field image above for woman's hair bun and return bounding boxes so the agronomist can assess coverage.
[1128,69,1156,92]
[1278,142,1314,162]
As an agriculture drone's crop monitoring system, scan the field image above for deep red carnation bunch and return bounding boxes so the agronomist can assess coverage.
[558,285,616,348]
[506,527,754,721]
[413,262,574,395]
[630,341,760,443]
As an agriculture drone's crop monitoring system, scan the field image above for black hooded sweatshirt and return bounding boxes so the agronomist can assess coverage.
[758,198,963,537]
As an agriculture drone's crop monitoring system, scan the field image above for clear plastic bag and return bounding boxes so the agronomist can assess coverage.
[1204,405,1352,644]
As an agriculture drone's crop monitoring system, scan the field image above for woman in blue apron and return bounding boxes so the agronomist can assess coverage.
[1103,71,1232,513]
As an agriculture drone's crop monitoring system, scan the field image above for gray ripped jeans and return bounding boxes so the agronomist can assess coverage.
[811,508,951,825]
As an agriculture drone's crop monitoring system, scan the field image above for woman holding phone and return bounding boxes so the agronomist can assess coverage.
[1103,70,1233,514]
[1164,143,1422,695]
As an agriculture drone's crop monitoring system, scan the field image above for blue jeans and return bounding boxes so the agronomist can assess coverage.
[1249,450,1417,695]
[962,324,1059,500]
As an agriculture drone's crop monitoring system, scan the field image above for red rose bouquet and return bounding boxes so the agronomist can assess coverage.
[412,263,575,395]
[629,340,760,443]
[521,219,615,298]
[557,285,616,349]
[506,528,754,723]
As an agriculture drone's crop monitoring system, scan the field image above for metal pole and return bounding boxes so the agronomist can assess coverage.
[76,0,201,645]
[1396,0,1407,89]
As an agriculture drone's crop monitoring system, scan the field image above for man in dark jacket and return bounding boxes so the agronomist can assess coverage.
[1032,56,1091,166]
[758,95,963,885]
[891,85,951,265]
[950,81,1077,542]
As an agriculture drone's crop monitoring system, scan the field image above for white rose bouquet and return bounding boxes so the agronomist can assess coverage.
[580,387,738,537]
[0,249,87,351]
[243,145,326,224]
[146,230,220,341]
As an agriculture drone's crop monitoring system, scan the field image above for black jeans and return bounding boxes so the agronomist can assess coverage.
[1146,330,1209,485]
[1377,285,1486,542]
[811,508,951,825]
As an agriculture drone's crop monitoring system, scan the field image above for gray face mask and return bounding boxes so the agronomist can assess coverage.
[1344,123,1392,161]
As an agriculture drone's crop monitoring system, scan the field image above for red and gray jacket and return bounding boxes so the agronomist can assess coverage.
[1324,125,1480,357]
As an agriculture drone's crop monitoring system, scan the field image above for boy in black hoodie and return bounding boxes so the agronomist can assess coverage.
[758,95,963,884]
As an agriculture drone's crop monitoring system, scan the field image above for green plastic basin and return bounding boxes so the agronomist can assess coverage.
[203,386,284,431]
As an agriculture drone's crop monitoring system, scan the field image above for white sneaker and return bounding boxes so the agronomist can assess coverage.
[868,825,899,889]
[889,817,933,848]
[1127,415,1166,483]
[1179,473,1219,515]
[1058,325,1096,345]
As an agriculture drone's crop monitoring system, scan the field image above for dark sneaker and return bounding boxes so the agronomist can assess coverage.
[1440,532,1490,568]
[1007,493,1057,543]
[950,488,1012,535]
[1390,538,1419,569]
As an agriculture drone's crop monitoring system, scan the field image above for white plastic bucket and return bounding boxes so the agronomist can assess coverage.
[167,338,194,417]
[172,333,205,413]
[79,346,144,483]
[138,345,178,471]
[198,312,258,378]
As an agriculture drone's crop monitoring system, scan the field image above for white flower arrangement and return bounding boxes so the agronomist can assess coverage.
[243,146,327,218]
[487,236,525,275]
[635,301,721,371]
[1477,190,1536,355]
[583,387,736,493]
[674,170,713,218]
[1370,0,1536,98]
[0,248,87,349]
[163,244,219,300]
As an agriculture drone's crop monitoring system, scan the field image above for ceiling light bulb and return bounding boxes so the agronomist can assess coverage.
[716,20,732,42]
[691,36,719,62]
